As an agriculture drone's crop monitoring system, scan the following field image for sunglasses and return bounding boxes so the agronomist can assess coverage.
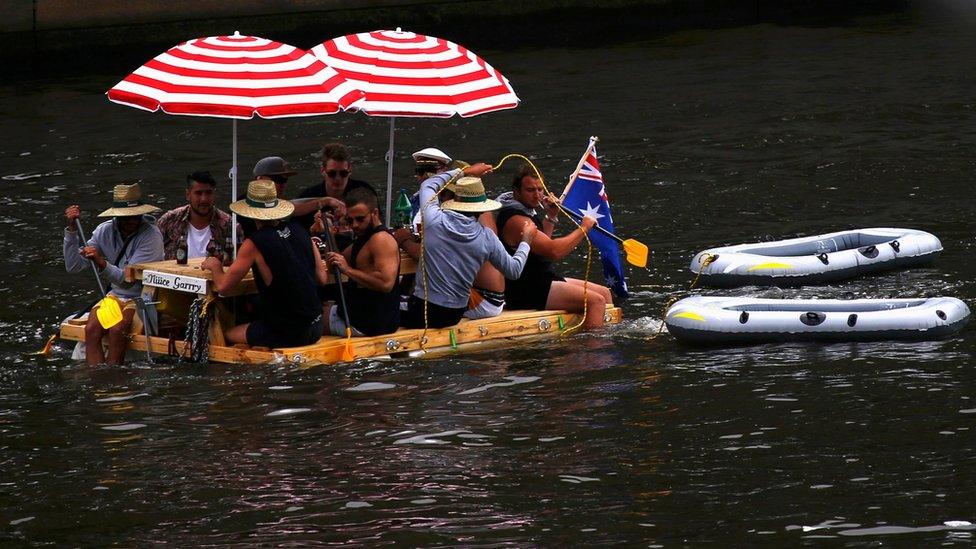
[326,170,350,178]
[344,214,369,224]
[415,166,436,176]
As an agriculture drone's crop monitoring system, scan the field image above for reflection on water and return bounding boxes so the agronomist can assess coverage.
[2,6,976,546]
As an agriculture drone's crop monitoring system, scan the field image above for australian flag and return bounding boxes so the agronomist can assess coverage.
[560,137,629,299]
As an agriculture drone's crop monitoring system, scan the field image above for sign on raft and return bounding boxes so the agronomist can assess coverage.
[142,270,207,295]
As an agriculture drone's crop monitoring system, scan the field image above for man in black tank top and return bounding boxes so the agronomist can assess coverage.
[320,187,401,336]
[202,180,329,348]
[498,164,615,329]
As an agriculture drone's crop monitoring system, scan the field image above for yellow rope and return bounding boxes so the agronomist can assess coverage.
[494,154,594,334]
[414,155,600,345]
[651,253,716,338]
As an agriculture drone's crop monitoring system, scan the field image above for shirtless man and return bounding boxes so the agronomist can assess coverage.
[321,187,401,336]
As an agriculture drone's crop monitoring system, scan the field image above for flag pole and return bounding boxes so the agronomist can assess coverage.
[559,136,599,201]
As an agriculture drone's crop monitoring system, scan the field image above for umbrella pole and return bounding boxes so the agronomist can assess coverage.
[384,117,396,226]
[231,118,238,258]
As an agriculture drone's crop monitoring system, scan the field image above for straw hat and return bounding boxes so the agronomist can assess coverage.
[97,183,162,217]
[229,180,295,220]
[440,177,502,213]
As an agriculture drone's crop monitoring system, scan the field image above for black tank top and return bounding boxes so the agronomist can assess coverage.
[496,205,559,284]
[336,224,401,336]
[248,220,321,331]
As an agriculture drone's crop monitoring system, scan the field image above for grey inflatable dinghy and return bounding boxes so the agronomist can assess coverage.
[665,296,969,344]
[690,228,942,287]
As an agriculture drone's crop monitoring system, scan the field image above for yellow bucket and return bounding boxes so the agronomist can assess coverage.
[95,295,124,329]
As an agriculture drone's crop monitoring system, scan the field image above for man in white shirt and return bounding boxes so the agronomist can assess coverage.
[157,171,239,261]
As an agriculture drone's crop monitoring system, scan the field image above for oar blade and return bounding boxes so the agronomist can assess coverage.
[28,334,58,357]
[622,239,649,268]
[341,328,355,362]
[95,296,124,329]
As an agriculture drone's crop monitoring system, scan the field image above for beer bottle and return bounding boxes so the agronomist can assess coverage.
[394,188,412,229]
[176,233,188,265]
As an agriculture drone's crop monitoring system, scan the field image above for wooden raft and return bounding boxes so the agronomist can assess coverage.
[60,255,621,365]
[59,306,623,365]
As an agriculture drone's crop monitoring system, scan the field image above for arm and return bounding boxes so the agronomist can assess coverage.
[100,226,165,289]
[292,196,345,219]
[417,169,461,224]
[393,227,420,260]
[203,239,258,295]
[328,232,400,293]
[486,223,535,279]
[503,213,596,261]
[63,205,90,273]
[311,239,329,286]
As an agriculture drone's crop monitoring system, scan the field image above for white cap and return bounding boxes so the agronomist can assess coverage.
[411,147,451,164]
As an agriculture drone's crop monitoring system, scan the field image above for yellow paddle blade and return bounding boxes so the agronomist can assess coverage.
[29,333,58,357]
[621,239,649,268]
[95,296,123,329]
[342,327,355,362]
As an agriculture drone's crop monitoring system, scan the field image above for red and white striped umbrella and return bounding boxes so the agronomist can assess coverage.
[107,32,363,252]
[309,28,520,222]
[309,28,519,117]
[108,32,363,118]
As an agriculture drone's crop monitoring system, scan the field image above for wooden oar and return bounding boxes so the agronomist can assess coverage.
[557,205,649,268]
[28,218,121,356]
[73,219,124,329]
[323,218,356,362]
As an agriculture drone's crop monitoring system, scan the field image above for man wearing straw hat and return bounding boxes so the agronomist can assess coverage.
[63,183,164,365]
[201,180,328,348]
[395,153,509,321]
[399,163,537,329]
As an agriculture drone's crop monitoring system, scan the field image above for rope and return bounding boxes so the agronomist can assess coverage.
[415,155,598,341]
[651,253,716,338]
[180,295,215,363]
[496,154,595,333]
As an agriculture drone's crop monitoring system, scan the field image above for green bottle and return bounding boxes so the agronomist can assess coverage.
[393,188,412,229]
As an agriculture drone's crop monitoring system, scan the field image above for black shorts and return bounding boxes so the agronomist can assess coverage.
[505,273,565,311]
[399,295,465,329]
[246,314,323,348]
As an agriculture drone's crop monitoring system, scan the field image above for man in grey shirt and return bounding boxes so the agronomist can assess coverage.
[63,183,164,365]
[400,163,536,328]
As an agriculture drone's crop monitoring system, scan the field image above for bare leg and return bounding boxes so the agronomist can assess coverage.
[105,308,136,365]
[545,280,607,329]
[84,310,106,366]
[565,277,614,307]
[225,323,250,345]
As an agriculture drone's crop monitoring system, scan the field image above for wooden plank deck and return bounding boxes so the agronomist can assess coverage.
[60,305,623,365]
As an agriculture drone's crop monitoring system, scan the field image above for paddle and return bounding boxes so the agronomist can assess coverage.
[556,204,649,268]
[323,217,356,362]
[28,219,122,357]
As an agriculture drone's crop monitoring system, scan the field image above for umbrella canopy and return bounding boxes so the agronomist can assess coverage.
[309,28,520,223]
[108,32,363,118]
[107,32,363,252]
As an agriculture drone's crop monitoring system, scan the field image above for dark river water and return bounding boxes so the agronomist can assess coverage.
[3,4,976,546]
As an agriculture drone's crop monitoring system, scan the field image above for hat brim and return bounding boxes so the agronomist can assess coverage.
[440,198,502,214]
[98,204,161,217]
[258,170,298,177]
[229,199,295,220]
